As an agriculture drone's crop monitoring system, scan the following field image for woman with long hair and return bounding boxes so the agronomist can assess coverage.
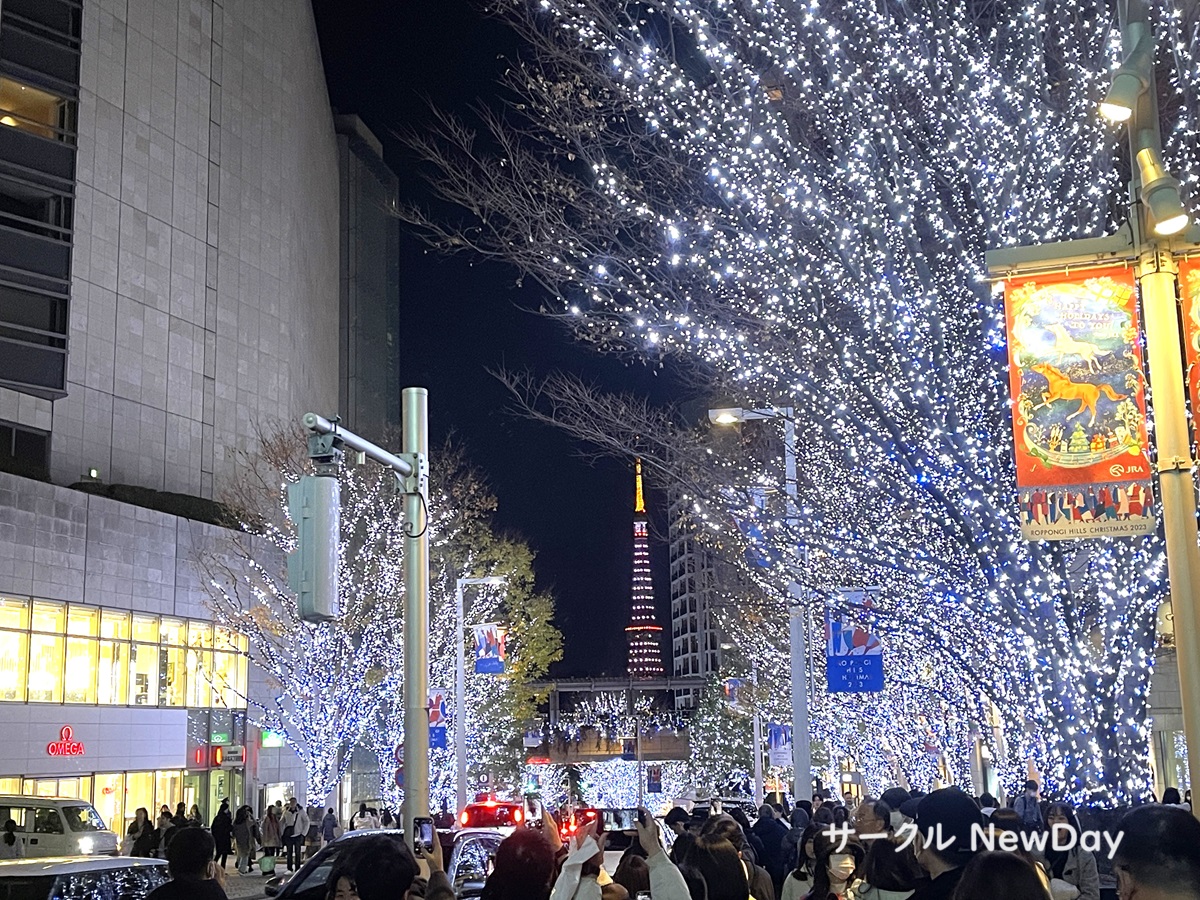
[782,829,863,900]
[1044,803,1099,900]
[481,826,558,900]
[856,835,923,900]
[952,851,1052,900]
[685,834,751,900]
[128,807,155,858]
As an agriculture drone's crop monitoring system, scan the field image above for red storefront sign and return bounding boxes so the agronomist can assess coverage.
[47,725,85,757]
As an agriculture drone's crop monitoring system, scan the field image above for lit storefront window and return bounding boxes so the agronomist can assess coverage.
[0,597,247,709]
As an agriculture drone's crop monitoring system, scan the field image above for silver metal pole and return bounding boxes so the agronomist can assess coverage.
[784,412,813,802]
[302,412,413,477]
[402,388,430,841]
[456,580,467,816]
[752,662,764,806]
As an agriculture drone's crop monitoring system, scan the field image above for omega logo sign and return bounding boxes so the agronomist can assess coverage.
[47,726,85,757]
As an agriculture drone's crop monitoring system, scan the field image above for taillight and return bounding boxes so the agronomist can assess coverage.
[460,811,469,826]
[514,808,524,823]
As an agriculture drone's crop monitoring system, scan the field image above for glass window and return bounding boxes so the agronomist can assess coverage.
[0,596,28,629]
[98,640,128,705]
[0,78,68,141]
[0,629,28,700]
[186,649,211,707]
[129,643,157,706]
[29,808,62,833]
[187,622,212,649]
[92,773,124,835]
[64,636,97,703]
[160,617,184,646]
[100,610,129,640]
[131,615,157,644]
[62,805,105,832]
[154,771,182,815]
[124,772,154,825]
[55,778,90,802]
[238,634,249,654]
[0,778,19,795]
[211,652,239,709]
[66,606,98,636]
[31,600,64,633]
[158,645,186,707]
[214,626,237,652]
[27,633,64,702]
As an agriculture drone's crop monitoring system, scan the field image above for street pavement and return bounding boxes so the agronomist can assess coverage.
[221,868,272,900]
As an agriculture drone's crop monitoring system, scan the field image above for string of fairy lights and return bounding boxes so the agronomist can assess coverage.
[443,0,1200,802]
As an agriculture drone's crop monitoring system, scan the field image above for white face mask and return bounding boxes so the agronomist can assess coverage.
[829,854,857,882]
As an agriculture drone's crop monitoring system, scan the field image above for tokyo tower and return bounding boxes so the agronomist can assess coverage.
[626,459,664,678]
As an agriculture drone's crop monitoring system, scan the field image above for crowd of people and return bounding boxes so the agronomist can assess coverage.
[123,796,399,877]
[141,779,1200,900]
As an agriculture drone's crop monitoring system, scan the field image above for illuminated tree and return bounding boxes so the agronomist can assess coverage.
[402,0,1200,801]
[202,431,561,805]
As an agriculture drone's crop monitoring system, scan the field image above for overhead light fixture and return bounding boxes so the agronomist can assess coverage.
[1100,30,1153,122]
[1137,147,1190,235]
[708,407,743,425]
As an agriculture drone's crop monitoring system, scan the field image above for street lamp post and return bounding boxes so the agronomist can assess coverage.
[455,576,508,815]
[752,662,764,806]
[709,405,813,801]
[987,0,1200,808]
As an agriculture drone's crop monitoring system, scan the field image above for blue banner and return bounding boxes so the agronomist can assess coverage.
[430,726,448,750]
[473,623,507,674]
[730,487,779,568]
[826,588,884,693]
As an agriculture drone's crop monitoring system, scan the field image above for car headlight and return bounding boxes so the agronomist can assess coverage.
[78,837,94,854]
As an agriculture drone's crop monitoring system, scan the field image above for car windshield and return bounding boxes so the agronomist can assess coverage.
[451,834,501,884]
[0,876,55,900]
[61,805,107,833]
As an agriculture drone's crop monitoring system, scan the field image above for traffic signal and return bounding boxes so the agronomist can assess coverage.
[286,475,340,623]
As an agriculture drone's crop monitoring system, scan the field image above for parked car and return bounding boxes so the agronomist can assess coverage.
[446,828,504,898]
[0,796,120,857]
[0,856,167,899]
[265,828,407,900]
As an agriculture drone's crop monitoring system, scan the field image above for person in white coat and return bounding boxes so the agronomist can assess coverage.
[551,809,692,900]
[1044,803,1100,900]
[280,798,309,873]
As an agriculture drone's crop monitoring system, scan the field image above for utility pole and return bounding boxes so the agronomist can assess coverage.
[300,385,430,839]
[986,0,1200,809]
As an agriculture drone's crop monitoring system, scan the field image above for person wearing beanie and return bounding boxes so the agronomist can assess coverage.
[908,788,982,900]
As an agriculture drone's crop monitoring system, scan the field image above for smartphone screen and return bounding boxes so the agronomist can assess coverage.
[413,817,434,853]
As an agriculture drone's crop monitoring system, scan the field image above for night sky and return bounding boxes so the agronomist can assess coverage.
[312,0,686,677]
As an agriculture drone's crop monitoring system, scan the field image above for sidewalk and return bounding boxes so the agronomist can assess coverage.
[222,870,270,900]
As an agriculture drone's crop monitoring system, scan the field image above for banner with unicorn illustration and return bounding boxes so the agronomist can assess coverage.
[1004,267,1154,540]
[1177,260,1200,451]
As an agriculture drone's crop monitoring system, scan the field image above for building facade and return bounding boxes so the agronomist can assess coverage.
[667,486,725,707]
[0,0,341,833]
[335,114,400,444]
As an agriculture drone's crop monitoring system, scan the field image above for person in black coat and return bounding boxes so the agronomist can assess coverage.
[210,800,233,870]
[751,804,791,894]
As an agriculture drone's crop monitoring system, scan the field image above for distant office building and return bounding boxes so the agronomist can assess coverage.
[335,114,400,442]
[668,486,725,707]
[626,460,665,679]
[0,0,339,830]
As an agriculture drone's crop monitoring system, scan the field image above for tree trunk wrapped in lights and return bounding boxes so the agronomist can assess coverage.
[402,0,1200,801]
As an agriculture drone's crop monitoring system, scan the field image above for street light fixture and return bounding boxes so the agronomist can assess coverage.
[708,404,813,801]
[1136,148,1190,236]
[456,575,508,814]
[1099,30,1153,122]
